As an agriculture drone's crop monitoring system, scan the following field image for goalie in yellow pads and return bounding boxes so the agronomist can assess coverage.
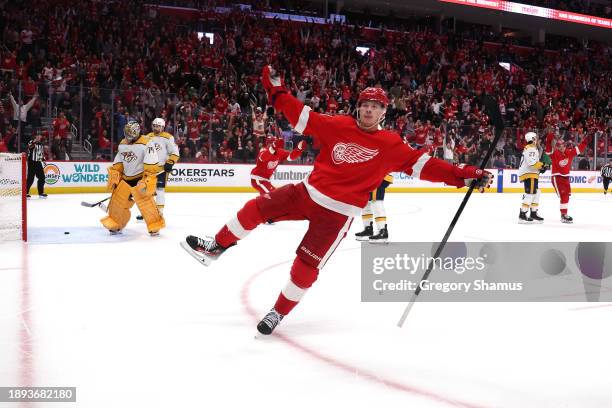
[101,121,165,236]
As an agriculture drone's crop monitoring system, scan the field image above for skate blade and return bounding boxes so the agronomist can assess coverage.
[369,239,389,244]
[561,220,573,224]
[180,241,212,266]
[518,220,533,224]
[355,236,372,241]
[531,220,544,224]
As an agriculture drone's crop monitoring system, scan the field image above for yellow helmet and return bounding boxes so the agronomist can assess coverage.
[124,121,141,143]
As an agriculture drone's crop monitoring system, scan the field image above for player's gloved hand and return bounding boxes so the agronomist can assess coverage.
[457,165,493,193]
[164,160,174,173]
[297,140,306,150]
[539,164,549,174]
[261,65,287,105]
[107,167,121,192]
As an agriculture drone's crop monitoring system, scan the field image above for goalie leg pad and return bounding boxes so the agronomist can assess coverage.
[132,184,165,233]
[101,180,134,231]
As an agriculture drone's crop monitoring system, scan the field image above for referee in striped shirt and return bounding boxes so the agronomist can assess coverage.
[602,162,612,195]
[26,131,47,198]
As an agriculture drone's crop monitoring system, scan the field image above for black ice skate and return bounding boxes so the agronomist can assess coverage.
[256,308,284,335]
[530,210,544,224]
[39,193,48,198]
[109,229,122,235]
[180,235,228,266]
[561,214,573,224]
[355,224,373,241]
[518,210,533,224]
[136,215,144,221]
[369,226,389,244]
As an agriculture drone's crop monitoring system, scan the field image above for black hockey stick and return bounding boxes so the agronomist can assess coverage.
[80,196,110,208]
[397,94,505,327]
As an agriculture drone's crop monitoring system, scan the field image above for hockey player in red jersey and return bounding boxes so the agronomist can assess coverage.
[181,66,493,335]
[250,136,305,195]
[545,132,591,223]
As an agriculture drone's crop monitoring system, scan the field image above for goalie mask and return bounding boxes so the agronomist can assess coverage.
[124,121,141,143]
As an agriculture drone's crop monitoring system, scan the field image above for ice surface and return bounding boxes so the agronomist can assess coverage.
[1,192,611,408]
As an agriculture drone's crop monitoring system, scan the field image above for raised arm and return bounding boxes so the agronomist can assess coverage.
[261,66,336,138]
[545,132,554,155]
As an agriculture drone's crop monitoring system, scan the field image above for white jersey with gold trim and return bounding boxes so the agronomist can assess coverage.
[113,136,159,179]
[518,144,541,181]
[146,131,180,167]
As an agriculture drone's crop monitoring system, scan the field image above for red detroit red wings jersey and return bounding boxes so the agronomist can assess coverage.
[251,148,291,181]
[545,133,588,176]
[273,93,468,217]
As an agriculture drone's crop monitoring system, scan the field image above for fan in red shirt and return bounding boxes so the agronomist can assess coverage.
[250,136,304,195]
[52,112,70,140]
[545,132,591,223]
[182,66,492,335]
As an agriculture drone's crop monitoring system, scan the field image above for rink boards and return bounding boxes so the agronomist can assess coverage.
[33,161,606,194]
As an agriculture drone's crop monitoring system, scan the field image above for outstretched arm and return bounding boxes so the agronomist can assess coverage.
[398,145,492,192]
[287,140,305,161]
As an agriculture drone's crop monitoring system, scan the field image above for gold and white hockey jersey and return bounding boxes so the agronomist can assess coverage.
[145,131,180,169]
[518,144,543,181]
[113,135,160,180]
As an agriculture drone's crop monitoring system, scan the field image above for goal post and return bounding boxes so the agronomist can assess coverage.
[0,152,27,241]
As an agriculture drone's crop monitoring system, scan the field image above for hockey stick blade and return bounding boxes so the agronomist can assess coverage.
[397,94,505,327]
[80,196,110,208]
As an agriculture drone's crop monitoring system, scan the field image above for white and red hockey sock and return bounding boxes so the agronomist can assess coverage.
[274,258,318,315]
[560,202,568,215]
[215,199,264,248]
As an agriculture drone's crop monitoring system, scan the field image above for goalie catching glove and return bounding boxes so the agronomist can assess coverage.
[262,65,288,105]
[457,165,493,193]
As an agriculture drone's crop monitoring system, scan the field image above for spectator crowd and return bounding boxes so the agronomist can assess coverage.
[0,0,610,171]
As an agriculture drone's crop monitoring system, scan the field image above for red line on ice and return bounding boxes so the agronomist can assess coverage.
[240,259,487,408]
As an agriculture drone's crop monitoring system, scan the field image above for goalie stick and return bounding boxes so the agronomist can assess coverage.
[397,94,505,328]
[81,196,110,208]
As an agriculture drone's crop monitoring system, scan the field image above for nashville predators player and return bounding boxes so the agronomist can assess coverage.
[143,117,179,216]
[101,121,165,236]
[518,131,545,224]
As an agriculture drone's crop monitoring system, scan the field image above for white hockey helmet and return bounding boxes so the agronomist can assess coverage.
[152,117,165,130]
[524,132,537,143]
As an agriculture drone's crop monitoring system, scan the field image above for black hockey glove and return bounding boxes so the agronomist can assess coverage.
[164,161,174,173]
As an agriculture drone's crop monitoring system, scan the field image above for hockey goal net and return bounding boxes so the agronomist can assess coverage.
[0,153,27,241]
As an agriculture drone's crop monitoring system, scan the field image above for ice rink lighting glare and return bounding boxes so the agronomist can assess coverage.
[356,46,370,56]
[197,32,214,44]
